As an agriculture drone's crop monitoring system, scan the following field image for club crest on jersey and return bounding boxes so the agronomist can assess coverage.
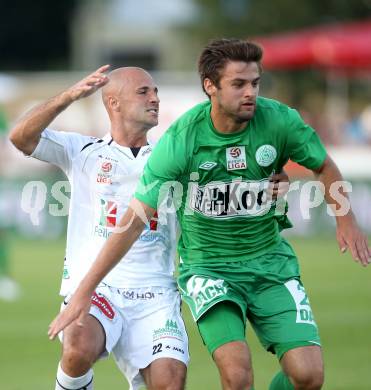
[226,146,247,170]
[255,144,277,167]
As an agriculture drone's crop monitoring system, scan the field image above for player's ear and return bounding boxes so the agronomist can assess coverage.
[204,78,217,97]
[108,96,120,112]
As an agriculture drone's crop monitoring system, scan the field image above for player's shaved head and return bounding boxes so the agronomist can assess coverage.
[102,67,153,110]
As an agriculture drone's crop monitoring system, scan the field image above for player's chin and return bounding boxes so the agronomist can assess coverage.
[236,110,255,122]
[146,117,158,127]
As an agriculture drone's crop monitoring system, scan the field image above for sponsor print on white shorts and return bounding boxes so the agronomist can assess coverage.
[153,318,184,343]
[186,275,228,316]
[152,319,187,359]
[285,279,317,326]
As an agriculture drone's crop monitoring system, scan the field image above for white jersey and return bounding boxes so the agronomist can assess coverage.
[32,129,177,295]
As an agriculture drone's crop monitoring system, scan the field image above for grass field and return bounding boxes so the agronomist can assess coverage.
[0,236,370,390]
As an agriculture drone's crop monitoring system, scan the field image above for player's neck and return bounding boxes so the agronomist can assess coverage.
[110,126,148,148]
[210,107,248,134]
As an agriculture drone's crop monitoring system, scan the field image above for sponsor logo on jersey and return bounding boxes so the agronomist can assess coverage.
[99,199,117,227]
[199,161,218,170]
[188,179,273,218]
[186,276,228,315]
[153,319,183,342]
[149,211,158,231]
[94,199,117,238]
[91,292,115,320]
[255,144,277,167]
[226,146,247,170]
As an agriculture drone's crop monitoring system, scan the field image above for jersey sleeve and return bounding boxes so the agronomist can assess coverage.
[31,128,95,175]
[135,130,188,209]
[286,108,327,170]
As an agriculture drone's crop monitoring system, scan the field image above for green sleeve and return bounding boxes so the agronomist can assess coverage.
[286,108,327,170]
[135,129,188,209]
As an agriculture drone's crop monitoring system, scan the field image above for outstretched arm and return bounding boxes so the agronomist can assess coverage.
[9,65,110,155]
[313,156,371,266]
[48,199,156,339]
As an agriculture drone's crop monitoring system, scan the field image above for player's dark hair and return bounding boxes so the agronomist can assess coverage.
[198,38,263,97]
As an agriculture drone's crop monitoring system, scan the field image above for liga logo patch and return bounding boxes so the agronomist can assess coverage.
[101,161,112,173]
[91,292,115,320]
[255,144,277,167]
[226,146,247,170]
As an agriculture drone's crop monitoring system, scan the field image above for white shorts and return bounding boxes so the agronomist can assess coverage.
[61,285,189,390]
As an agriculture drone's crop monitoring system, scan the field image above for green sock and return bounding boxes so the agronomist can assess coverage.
[269,371,294,390]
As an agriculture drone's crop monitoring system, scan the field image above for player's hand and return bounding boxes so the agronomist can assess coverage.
[48,291,91,340]
[336,218,371,267]
[65,64,110,102]
[268,171,290,200]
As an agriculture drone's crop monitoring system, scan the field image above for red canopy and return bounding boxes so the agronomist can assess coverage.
[254,20,371,70]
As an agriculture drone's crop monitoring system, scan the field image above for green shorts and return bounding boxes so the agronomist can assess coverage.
[178,239,321,358]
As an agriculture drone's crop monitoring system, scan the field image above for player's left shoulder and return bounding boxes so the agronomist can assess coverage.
[256,96,291,114]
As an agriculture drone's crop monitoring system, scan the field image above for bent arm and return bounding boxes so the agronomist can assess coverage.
[313,156,370,266]
[9,65,109,155]
[9,92,74,155]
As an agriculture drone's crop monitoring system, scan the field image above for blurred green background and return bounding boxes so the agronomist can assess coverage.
[1,236,370,390]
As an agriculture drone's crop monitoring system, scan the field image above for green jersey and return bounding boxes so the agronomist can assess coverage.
[135,97,327,264]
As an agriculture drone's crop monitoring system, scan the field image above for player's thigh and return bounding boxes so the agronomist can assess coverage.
[61,289,123,360]
[197,300,246,355]
[141,357,187,390]
[113,289,189,388]
[249,278,321,359]
[197,301,253,385]
[62,314,106,360]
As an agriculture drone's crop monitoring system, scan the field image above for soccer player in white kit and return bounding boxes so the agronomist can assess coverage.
[10,66,189,390]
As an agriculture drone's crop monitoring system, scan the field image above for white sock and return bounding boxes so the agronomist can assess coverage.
[55,362,94,390]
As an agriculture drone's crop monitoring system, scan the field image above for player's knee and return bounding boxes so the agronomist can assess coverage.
[62,329,101,369]
[218,363,253,390]
[62,342,95,368]
[290,366,324,390]
[147,363,186,390]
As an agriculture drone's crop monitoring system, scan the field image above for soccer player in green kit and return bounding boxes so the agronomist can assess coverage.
[49,39,371,390]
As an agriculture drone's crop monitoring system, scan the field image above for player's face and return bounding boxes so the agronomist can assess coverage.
[119,72,160,129]
[208,61,260,123]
